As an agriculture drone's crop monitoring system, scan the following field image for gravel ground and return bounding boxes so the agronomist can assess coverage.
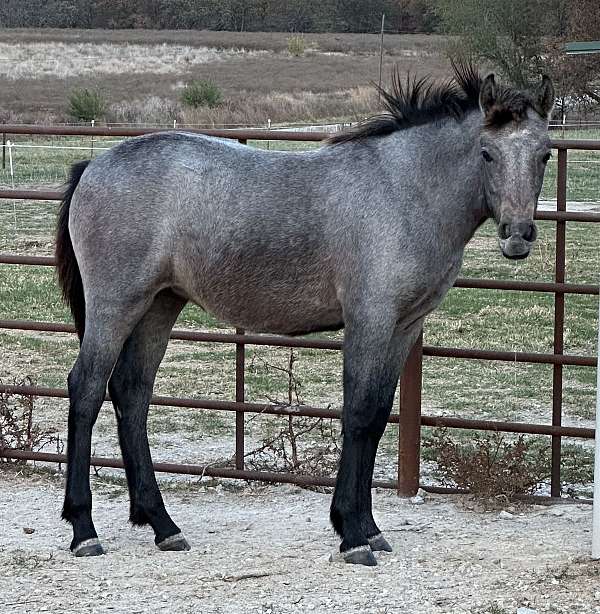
[1,469,599,614]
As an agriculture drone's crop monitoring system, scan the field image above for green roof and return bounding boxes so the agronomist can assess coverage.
[565,41,600,55]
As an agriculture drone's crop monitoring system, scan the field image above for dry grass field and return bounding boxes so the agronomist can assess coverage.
[0,29,449,125]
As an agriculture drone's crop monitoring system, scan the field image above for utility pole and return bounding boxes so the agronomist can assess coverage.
[378,13,385,102]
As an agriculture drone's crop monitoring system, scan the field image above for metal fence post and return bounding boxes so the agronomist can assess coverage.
[551,147,568,497]
[2,132,5,170]
[235,328,245,470]
[234,139,249,470]
[398,330,423,496]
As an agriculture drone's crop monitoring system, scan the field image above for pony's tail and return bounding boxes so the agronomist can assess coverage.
[56,160,89,342]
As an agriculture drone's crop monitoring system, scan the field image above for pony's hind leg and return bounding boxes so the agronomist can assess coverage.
[108,290,189,551]
[63,300,150,557]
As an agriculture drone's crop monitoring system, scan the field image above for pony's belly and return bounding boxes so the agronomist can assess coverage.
[173,245,342,334]
[215,298,342,335]
[185,285,343,336]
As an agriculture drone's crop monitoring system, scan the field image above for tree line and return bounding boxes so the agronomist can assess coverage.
[0,0,437,33]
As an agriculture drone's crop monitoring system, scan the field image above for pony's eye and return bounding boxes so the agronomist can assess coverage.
[542,152,552,164]
[482,150,493,162]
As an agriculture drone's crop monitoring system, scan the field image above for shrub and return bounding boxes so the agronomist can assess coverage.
[180,80,222,109]
[107,96,182,125]
[287,35,306,57]
[424,430,550,499]
[67,88,106,122]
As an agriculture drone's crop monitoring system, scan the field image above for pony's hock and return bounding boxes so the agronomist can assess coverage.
[55,62,554,565]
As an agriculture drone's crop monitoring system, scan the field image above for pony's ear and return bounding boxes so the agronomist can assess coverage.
[479,73,497,116]
[535,74,555,118]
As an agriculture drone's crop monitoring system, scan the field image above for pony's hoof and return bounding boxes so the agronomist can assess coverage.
[72,538,105,557]
[156,533,191,552]
[330,545,377,566]
[368,533,393,552]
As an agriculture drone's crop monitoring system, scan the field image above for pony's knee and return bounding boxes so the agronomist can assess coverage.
[66,365,87,412]
[344,399,393,441]
[343,415,387,442]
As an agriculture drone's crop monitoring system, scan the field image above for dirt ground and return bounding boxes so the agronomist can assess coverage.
[1,469,599,614]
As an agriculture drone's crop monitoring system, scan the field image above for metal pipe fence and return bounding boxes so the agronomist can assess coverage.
[0,124,599,497]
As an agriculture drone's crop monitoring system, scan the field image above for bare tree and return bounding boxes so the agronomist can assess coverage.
[436,0,548,87]
[435,0,600,115]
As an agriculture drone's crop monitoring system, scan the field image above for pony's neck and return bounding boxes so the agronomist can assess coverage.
[408,110,490,246]
[448,109,490,244]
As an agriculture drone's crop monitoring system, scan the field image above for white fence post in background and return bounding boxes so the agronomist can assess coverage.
[7,139,16,229]
[90,119,95,158]
[7,139,14,188]
[592,292,600,558]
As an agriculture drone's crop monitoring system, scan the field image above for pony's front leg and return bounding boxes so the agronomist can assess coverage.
[330,314,421,566]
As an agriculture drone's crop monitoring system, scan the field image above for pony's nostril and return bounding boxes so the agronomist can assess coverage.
[502,221,536,242]
[499,223,510,240]
[523,223,537,242]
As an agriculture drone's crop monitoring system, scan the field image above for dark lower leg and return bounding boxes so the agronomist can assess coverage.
[108,290,187,548]
[360,436,383,538]
[114,406,183,544]
[356,348,415,552]
[330,432,377,554]
[358,436,393,552]
[62,357,113,554]
[330,315,422,565]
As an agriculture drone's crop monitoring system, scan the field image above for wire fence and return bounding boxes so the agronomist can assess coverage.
[3,124,600,203]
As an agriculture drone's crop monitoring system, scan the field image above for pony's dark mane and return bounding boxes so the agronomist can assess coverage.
[328,61,535,145]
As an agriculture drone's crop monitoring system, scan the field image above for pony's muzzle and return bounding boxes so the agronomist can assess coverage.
[498,220,536,260]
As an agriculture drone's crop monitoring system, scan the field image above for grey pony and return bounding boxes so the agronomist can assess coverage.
[55,63,554,565]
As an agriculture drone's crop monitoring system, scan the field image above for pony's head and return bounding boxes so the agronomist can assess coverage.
[479,74,555,259]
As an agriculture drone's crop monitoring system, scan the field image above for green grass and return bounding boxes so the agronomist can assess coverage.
[422,219,598,421]
[146,406,230,440]
[0,135,112,187]
[543,129,600,201]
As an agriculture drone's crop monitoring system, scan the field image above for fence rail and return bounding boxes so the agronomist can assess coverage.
[0,320,596,367]
[0,125,599,498]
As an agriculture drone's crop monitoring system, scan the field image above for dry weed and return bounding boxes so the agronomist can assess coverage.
[245,349,341,489]
[0,378,63,463]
